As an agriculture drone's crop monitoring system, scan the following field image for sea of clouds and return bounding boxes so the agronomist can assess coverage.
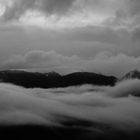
[0,79,140,134]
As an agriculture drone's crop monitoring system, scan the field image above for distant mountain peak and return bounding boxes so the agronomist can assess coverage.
[120,70,140,81]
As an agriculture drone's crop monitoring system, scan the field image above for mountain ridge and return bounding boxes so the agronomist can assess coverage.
[119,70,140,81]
[0,70,117,88]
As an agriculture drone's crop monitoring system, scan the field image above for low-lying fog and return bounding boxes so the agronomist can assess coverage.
[0,79,140,134]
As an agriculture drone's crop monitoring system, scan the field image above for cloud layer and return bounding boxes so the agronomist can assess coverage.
[1,0,75,21]
[0,79,140,134]
[3,50,140,77]
[0,0,140,28]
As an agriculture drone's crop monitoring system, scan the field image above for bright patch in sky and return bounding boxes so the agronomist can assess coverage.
[0,0,139,29]
[0,3,5,16]
[19,10,112,29]
[0,0,119,29]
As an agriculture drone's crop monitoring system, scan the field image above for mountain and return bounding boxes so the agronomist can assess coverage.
[62,72,117,87]
[0,70,117,88]
[120,70,140,81]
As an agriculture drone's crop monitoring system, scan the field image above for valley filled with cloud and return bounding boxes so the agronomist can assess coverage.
[0,79,140,139]
[0,0,139,139]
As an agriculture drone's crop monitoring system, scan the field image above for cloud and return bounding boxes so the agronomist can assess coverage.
[84,52,140,77]
[2,50,83,73]
[0,0,140,29]
[0,79,140,133]
[125,0,140,16]
[132,26,140,42]
[1,0,75,21]
[108,0,140,28]
[108,79,140,97]
[3,50,140,77]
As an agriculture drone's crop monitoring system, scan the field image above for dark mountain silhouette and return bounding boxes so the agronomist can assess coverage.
[120,70,140,81]
[0,70,117,88]
[62,72,117,87]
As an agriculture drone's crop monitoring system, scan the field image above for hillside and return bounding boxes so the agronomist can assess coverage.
[0,70,117,88]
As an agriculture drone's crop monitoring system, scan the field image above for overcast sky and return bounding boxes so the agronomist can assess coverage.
[0,0,140,77]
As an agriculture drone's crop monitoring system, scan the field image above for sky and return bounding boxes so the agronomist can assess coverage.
[1,1,140,136]
[0,0,140,77]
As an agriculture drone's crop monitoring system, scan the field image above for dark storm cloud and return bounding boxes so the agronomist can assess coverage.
[0,0,140,31]
[2,0,75,21]
[1,0,140,23]
[127,0,140,16]
[113,0,140,26]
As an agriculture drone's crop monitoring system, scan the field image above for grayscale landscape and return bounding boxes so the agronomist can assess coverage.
[0,0,140,139]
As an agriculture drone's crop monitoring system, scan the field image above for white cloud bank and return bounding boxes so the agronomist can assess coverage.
[0,79,140,133]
